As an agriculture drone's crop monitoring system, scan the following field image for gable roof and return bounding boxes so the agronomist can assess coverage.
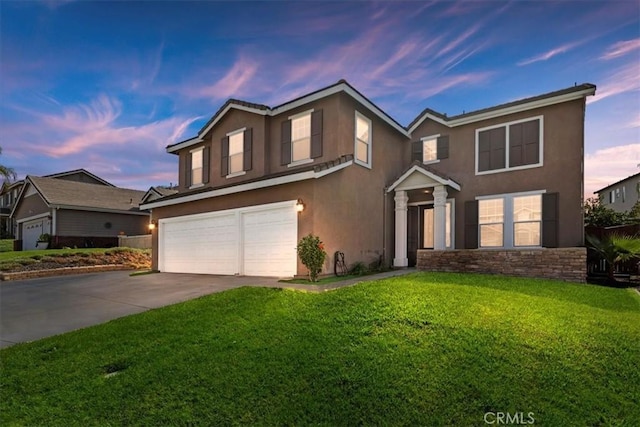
[407,83,596,133]
[387,161,461,193]
[12,175,147,217]
[594,171,640,194]
[166,79,410,153]
[141,186,179,204]
[42,168,115,186]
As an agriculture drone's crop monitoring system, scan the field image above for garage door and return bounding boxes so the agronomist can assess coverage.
[243,206,297,277]
[159,200,297,277]
[22,218,50,250]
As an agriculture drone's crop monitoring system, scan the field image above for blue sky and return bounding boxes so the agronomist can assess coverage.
[1,0,638,197]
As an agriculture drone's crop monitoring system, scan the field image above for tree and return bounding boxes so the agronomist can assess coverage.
[583,197,630,227]
[296,234,327,282]
[0,146,17,184]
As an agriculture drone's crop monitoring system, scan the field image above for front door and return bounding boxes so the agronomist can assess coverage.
[407,206,435,267]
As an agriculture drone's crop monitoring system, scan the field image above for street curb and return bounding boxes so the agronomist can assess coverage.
[0,265,135,282]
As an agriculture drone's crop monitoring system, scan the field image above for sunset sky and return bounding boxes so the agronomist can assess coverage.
[1,0,638,196]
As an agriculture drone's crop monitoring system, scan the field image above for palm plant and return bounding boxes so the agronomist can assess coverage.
[0,146,17,184]
[586,233,640,282]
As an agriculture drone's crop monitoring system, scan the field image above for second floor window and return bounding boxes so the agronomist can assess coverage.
[355,111,372,168]
[423,138,437,162]
[281,109,323,166]
[191,147,203,186]
[411,135,449,163]
[221,128,252,177]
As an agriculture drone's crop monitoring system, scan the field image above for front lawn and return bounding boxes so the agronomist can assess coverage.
[0,247,150,272]
[1,273,639,425]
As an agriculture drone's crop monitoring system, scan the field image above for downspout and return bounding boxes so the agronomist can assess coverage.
[382,186,388,267]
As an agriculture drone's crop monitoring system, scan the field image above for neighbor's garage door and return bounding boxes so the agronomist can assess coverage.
[159,201,297,277]
[22,218,49,251]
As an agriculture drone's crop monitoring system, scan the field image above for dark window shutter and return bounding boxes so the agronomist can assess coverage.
[310,109,323,158]
[464,200,479,249]
[490,127,506,170]
[281,119,291,165]
[542,192,559,248]
[478,131,491,171]
[509,123,524,167]
[411,141,422,162]
[185,152,192,188]
[243,128,253,171]
[202,146,210,184]
[221,136,229,177]
[523,119,540,165]
[437,135,449,160]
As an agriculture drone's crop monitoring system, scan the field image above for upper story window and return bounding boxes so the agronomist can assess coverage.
[281,109,323,167]
[355,111,372,168]
[191,147,204,186]
[476,116,543,175]
[411,135,449,163]
[609,190,615,204]
[221,128,252,178]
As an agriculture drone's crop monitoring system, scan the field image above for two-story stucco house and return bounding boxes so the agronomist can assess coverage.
[141,80,595,281]
[595,172,640,213]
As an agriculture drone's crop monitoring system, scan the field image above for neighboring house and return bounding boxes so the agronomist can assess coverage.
[12,170,149,250]
[141,186,179,204]
[141,80,595,281]
[0,180,25,238]
[594,172,640,213]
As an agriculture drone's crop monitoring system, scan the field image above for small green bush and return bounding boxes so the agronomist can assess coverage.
[17,258,37,266]
[30,255,43,260]
[349,261,369,275]
[0,262,21,271]
[296,234,327,282]
[105,247,132,255]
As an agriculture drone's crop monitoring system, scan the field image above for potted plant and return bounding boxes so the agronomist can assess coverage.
[37,233,51,250]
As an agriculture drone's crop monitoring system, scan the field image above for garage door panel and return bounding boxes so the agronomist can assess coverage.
[243,208,297,277]
[160,214,238,275]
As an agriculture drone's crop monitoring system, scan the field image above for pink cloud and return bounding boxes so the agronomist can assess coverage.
[193,55,260,100]
[517,41,583,66]
[600,38,640,60]
[584,143,640,196]
[587,61,640,104]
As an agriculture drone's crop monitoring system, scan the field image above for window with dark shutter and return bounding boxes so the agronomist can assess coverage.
[202,146,210,184]
[478,127,506,172]
[243,128,252,171]
[221,136,229,177]
[185,152,192,188]
[437,135,449,160]
[464,200,479,249]
[310,110,323,158]
[542,192,559,248]
[509,119,539,167]
[281,119,292,165]
[411,140,422,162]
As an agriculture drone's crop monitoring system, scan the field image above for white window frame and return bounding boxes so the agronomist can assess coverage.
[190,147,204,188]
[475,115,544,176]
[288,109,313,167]
[354,111,372,169]
[476,190,546,249]
[609,190,615,204]
[421,134,440,164]
[226,128,247,179]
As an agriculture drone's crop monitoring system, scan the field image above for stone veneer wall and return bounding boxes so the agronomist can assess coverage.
[416,248,586,283]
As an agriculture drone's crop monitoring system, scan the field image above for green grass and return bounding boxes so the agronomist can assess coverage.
[1,273,639,425]
[279,273,364,285]
[0,239,13,252]
[0,247,149,262]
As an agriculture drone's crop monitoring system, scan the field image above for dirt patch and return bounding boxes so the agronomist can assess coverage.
[0,251,151,273]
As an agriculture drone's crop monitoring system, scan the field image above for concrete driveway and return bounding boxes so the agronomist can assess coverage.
[0,271,282,348]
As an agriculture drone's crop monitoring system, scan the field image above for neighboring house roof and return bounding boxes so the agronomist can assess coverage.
[1,179,24,194]
[166,79,410,153]
[12,175,147,217]
[42,168,115,186]
[141,154,355,210]
[594,171,640,194]
[407,83,597,133]
[141,186,179,204]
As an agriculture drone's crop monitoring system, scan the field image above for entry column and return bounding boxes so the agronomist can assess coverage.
[393,190,409,267]
[433,185,448,250]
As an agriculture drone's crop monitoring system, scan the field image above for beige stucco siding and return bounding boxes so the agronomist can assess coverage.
[410,99,586,247]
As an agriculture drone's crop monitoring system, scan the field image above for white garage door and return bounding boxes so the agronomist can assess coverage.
[243,206,297,277]
[22,218,50,250]
[159,200,297,277]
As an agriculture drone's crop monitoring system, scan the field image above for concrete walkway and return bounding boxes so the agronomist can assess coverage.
[0,269,416,348]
